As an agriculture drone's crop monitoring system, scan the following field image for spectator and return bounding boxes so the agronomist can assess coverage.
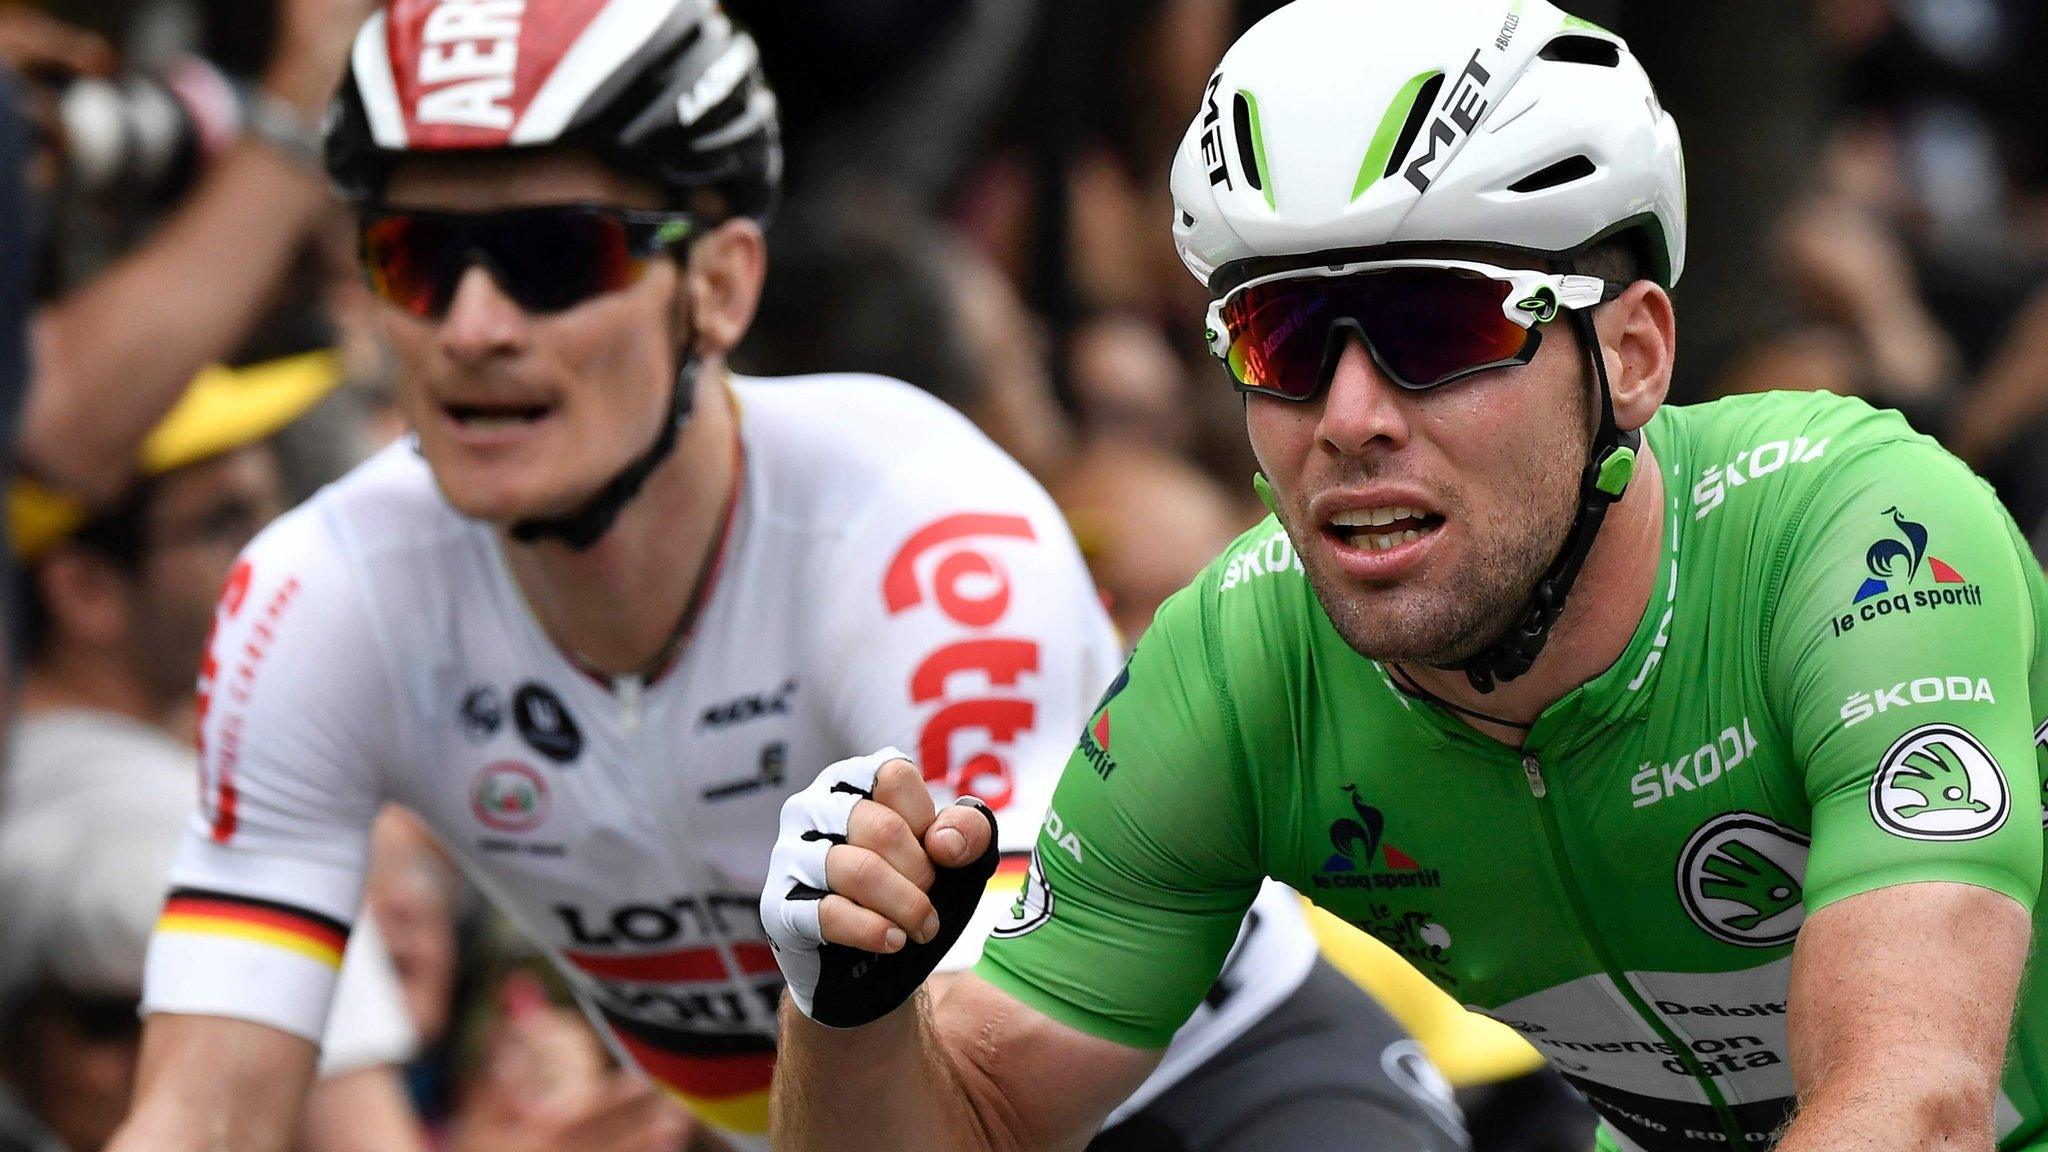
[5,0,372,506]
[366,809,463,1061]
[1065,314,1197,455]
[448,974,690,1152]
[1054,444,1250,641]
[0,352,424,1152]
[741,208,1076,481]
[726,0,1039,211]
[0,63,33,702]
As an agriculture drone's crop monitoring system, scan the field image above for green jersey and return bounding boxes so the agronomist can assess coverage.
[977,391,2048,1152]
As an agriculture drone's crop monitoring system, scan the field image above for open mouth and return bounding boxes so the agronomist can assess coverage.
[442,400,554,432]
[1325,506,1446,552]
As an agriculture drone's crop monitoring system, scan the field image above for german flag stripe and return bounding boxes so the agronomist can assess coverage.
[600,1009,779,1059]
[157,890,348,969]
[653,1082,770,1135]
[987,851,1033,892]
[611,1026,777,1101]
[163,888,350,938]
[601,1009,776,1129]
[564,942,779,983]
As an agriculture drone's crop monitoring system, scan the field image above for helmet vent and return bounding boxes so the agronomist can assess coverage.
[1539,36,1621,67]
[1384,73,1447,181]
[1231,93,1264,192]
[1508,155,1598,193]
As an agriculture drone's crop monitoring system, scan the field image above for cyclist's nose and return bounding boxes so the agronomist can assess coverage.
[439,263,529,364]
[1316,332,1413,457]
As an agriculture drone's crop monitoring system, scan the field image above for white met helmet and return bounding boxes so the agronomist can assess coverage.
[1171,0,1685,292]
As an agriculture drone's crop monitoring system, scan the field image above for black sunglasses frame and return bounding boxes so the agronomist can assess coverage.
[357,204,702,320]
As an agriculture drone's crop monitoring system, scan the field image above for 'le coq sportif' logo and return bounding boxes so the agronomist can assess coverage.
[1830,508,1983,639]
[1854,508,1967,605]
[1314,786,1440,891]
[1079,663,1129,782]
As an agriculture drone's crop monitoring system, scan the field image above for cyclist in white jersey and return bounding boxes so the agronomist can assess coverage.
[106,5,1459,1152]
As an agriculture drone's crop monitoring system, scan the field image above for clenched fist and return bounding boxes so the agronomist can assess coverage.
[761,749,998,1028]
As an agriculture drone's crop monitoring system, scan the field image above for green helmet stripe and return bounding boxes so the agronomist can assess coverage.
[1559,12,1614,35]
[1352,69,1442,202]
[1237,89,1276,211]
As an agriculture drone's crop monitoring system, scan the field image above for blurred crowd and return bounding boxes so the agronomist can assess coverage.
[0,1,2043,1151]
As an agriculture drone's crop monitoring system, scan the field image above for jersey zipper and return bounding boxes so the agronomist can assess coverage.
[1520,751,1750,1147]
[617,674,644,735]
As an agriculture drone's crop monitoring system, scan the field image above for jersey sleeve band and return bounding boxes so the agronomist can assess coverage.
[157,887,351,969]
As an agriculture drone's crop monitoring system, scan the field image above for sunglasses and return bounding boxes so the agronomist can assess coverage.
[1205,259,1619,400]
[360,205,700,320]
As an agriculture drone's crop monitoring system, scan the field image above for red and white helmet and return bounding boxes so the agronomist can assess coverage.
[325,0,781,218]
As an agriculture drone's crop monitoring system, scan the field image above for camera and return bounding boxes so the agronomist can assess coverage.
[43,56,245,204]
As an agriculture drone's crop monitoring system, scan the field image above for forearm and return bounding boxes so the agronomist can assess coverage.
[1778,888,2028,1152]
[297,1065,428,1152]
[1947,287,2048,466]
[1773,1064,1997,1152]
[16,25,349,501]
[772,992,1006,1152]
[108,1014,320,1152]
[20,138,330,497]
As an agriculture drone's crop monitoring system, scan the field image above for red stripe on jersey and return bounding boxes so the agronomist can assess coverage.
[612,1029,777,1100]
[564,943,779,983]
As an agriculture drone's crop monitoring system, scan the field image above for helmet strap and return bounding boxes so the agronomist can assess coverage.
[509,343,701,552]
[1451,307,1639,693]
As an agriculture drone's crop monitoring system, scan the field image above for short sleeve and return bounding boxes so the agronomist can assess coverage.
[317,912,420,1076]
[143,509,396,1043]
[975,584,1263,1049]
[1768,441,2043,914]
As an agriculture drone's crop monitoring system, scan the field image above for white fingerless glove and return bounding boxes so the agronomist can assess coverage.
[761,748,998,1028]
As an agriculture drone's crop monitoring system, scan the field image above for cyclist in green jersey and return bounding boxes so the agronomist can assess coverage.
[758,2,2048,1150]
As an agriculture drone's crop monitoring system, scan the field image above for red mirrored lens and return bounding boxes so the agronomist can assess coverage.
[361,216,440,318]
[1219,267,1530,395]
[359,210,650,319]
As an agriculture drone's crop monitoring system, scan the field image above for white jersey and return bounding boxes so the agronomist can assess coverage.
[143,374,1317,1145]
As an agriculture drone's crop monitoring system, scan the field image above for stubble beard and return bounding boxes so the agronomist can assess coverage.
[1286,423,1589,667]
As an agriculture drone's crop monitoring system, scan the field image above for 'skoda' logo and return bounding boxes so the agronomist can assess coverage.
[1870,723,2008,841]
[1677,813,1808,947]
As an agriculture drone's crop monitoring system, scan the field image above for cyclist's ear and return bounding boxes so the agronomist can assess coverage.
[1598,281,1675,434]
[678,218,768,361]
